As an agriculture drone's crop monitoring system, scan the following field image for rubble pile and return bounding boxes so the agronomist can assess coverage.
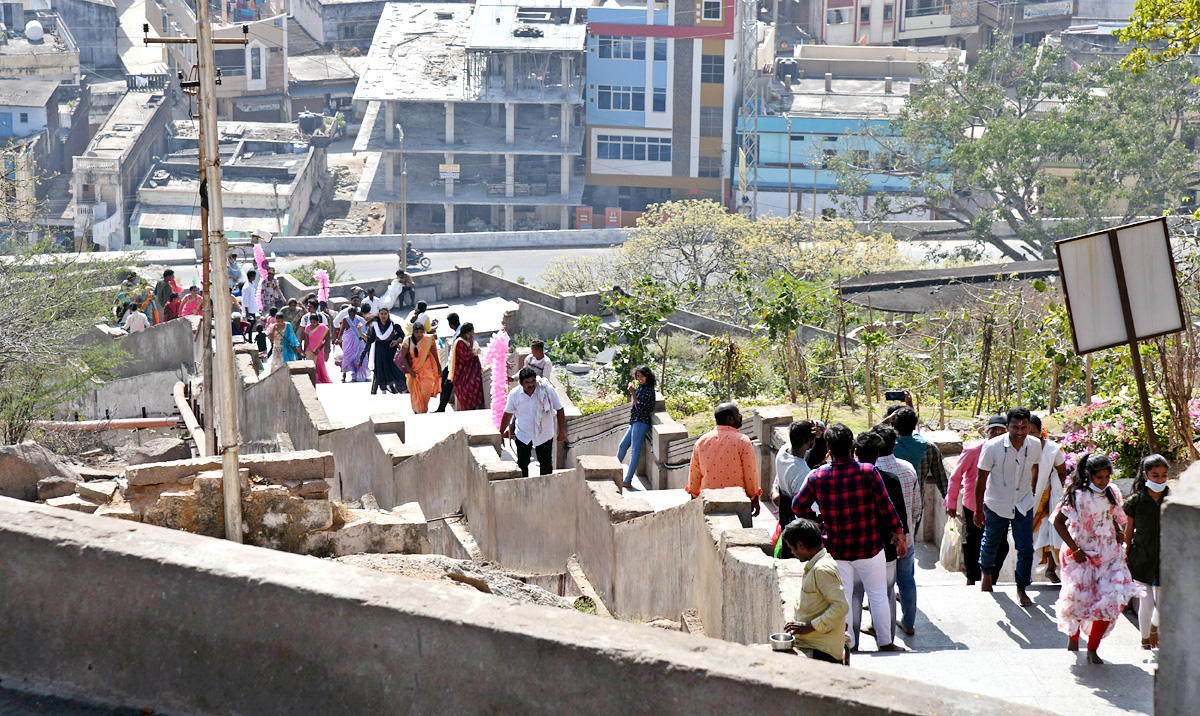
[40,451,430,558]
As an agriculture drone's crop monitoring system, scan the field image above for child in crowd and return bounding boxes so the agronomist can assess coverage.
[1125,454,1168,650]
[1052,453,1142,664]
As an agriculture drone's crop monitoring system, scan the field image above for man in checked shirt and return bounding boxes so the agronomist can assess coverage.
[793,423,908,652]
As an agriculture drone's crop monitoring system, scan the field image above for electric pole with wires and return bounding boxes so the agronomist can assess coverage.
[144,15,249,543]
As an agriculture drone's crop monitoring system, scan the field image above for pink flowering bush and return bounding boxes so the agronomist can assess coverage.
[1056,393,1177,476]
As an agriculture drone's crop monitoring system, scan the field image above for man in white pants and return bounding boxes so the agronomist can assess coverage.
[792,423,909,652]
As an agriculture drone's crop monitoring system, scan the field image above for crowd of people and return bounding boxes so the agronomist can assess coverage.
[683,398,1165,666]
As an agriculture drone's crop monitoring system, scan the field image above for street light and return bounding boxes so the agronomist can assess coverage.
[395,124,407,272]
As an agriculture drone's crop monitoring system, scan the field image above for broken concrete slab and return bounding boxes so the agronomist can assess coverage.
[76,480,120,504]
[95,504,142,522]
[37,476,82,501]
[119,437,191,466]
[46,495,100,514]
[123,451,335,487]
[299,479,331,499]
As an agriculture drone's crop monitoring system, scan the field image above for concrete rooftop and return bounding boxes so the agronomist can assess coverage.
[466,0,589,52]
[83,92,167,160]
[0,78,59,108]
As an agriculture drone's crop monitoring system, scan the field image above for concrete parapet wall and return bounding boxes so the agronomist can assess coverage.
[1158,460,1200,716]
[212,229,629,257]
[82,316,196,379]
[0,496,1052,716]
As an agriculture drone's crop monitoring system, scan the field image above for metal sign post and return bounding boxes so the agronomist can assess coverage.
[1055,217,1185,455]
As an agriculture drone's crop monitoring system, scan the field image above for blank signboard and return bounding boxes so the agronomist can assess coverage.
[1055,218,1184,354]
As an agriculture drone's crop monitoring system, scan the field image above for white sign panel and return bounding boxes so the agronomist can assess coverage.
[1055,217,1184,354]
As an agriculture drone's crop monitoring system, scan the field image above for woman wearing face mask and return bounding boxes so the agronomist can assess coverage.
[1051,453,1142,664]
[1124,454,1169,649]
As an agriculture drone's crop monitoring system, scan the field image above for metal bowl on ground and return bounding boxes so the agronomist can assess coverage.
[769,632,795,652]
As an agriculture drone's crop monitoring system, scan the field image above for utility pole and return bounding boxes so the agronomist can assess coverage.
[145,17,248,543]
[400,125,408,272]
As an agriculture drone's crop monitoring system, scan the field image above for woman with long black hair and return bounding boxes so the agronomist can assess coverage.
[616,365,657,489]
[1052,453,1142,664]
[367,307,406,395]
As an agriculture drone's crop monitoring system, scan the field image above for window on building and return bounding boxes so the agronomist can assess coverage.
[852,149,869,166]
[826,8,848,24]
[596,135,672,162]
[790,134,805,142]
[653,87,666,112]
[884,4,894,19]
[700,55,724,83]
[213,48,245,76]
[654,38,667,61]
[699,106,723,137]
[18,113,27,123]
[860,6,870,21]
[250,47,262,80]
[597,85,646,111]
[821,148,837,168]
[598,36,646,60]
[698,156,722,177]
[824,135,838,142]
[702,0,722,20]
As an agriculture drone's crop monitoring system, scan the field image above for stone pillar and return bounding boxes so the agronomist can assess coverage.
[445,152,454,197]
[490,205,499,224]
[505,54,514,93]
[1159,460,1200,715]
[504,205,514,232]
[560,103,570,148]
[385,152,394,193]
[384,202,395,234]
[650,419,690,491]
[505,102,515,145]
[752,406,794,497]
[385,101,394,143]
[505,154,515,198]
[560,205,569,230]
[491,102,501,125]
[444,203,454,234]
[561,54,570,100]
[445,101,455,145]
[560,154,570,197]
[455,264,474,298]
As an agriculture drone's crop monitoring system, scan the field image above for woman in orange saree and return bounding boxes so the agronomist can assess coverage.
[397,323,441,413]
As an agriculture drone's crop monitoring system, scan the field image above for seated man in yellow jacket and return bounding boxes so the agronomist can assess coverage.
[784,518,850,664]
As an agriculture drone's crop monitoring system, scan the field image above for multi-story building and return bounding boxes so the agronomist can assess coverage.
[71,90,172,250]
[352,1,587,233]
[146,0,290,121]
[735,45,964,218]
[0,8,81,84]
[130,121,327,248]
[0,80,63,227]
[808,0,1068,49]
[582,0,743,223]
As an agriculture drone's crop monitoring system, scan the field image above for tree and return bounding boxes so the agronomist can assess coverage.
[539,253,614,295]
[1120,0,1200,74]
[832,41,1200,259]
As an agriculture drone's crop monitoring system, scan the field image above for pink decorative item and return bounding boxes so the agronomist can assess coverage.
[481,330,510,429]
[315,269,330,303]
[253,244,267,306]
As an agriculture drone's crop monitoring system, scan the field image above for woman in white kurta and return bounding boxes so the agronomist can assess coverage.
[1030,415,1068,582]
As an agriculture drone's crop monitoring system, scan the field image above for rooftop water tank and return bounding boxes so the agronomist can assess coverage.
[24,20,44,42]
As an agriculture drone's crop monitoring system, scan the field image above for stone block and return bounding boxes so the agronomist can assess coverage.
[76,480,120,504]
[118,437,191,466]
[297,501,334,532]
[143,490,212,535]
[681,608,706,637]
[370,414,405,441]
[95,504,142,522]
[37,476,81,501]
[303,506,430,557]
[923,430,963,456]
[462,422,502,450]
[1,443,83,500]
[587,478,651,523]
[721,527,773,554]
[299,479,331,499]
[471,446,521,481]
[699,488,752,521]
[245,451,334,484]
[46,495,99,514]
[576,454,623,485]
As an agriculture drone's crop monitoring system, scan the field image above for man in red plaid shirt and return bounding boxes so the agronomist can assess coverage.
[793,423,908,652]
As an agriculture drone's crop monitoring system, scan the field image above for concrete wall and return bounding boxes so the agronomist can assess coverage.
[506,298,578,341]
[1158,460,1200,716]
[216,229,630,256]
[53,0,120,69]
[0,496,1054,716]
[81,316,196,379]
[67,368,187,420]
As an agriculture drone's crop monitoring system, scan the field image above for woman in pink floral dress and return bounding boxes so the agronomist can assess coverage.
[1052,453,1142,664]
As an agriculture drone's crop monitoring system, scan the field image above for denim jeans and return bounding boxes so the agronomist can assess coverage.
[616,421,651,483]
[895,550,917,630]
[980,505,1034,588]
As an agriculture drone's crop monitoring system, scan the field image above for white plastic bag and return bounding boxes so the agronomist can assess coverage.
[940,518,962,572]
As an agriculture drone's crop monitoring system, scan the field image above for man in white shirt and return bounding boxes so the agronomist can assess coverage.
[974,406,1040,606]
[499,367,567,477]
[298,300,327,328]
[241,269,261,322]
[522,340,552,380]
[122,306,150,333]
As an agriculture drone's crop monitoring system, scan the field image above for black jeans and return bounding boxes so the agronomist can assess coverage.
[398,287,416,310]
[811,647,843,664]
[435,368,453,412]
[962,505,1007,582]
[516,437,553,477]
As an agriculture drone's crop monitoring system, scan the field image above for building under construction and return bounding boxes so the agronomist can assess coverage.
[352,0,587,233]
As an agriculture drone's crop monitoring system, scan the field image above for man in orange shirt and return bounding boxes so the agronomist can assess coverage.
[687,403,761,517]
